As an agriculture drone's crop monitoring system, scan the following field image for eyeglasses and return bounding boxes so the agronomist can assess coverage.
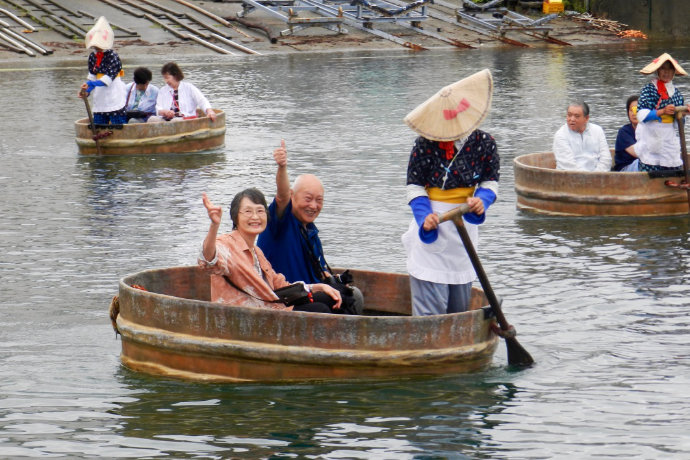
[239,208,267,217]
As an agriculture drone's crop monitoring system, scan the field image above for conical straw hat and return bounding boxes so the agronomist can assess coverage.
[404,69,493,142]
[85,16,114,50]
[640,52,687,76]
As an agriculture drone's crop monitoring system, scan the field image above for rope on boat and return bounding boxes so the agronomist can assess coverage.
[92,131,113,141]
[490,322,516,339]
[109,295,120,338]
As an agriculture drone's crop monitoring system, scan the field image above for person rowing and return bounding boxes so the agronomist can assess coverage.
[401,69,500,316]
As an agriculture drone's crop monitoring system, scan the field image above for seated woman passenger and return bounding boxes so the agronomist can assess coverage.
[198,189,342,313]
[124,67,158,123]
[613,95,639,171]
[148,61,217,123]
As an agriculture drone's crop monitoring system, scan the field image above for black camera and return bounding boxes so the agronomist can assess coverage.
[335,270,353,285]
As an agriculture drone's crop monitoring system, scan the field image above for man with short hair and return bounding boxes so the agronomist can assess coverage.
[257,140,363,314]
[553,101,611,172]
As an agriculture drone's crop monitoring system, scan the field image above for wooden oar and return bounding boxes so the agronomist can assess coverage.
[439,205,534,367]
[80,88,102,156]
[675,107,690,213]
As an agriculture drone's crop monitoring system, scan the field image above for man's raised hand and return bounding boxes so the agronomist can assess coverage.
[274,139,288,167]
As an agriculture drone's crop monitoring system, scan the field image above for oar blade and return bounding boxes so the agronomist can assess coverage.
[505,337,534,367]
[453,218,534,368]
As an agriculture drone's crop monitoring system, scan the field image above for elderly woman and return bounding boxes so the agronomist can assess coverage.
[402,69,499,316]
[78,16,126,125]
[635,53,690,172]
[148,62,216,122]
[613,95,640,171]
[198,189,341,313]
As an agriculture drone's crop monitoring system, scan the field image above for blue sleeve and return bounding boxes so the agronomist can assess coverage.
[642,110,661,123]
[409,196,437,243]
[464,188,496,225]
[85,79,106,94]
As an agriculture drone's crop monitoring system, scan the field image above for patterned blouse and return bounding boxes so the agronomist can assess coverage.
[198,231,291,310]
[87,49,122,80]
[406,130,499,190]
[638,82,684,112]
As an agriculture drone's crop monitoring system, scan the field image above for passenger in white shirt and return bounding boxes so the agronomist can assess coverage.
[147,62,217,123]
[553,101,611,172]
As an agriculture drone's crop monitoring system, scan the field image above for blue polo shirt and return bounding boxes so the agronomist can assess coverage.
[257,199,327,284]
[613,123,637,171]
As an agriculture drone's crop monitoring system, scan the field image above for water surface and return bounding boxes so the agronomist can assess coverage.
[1,43,690,458]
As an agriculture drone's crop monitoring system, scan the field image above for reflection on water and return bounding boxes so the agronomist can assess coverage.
[514,215,690,300]
[113,369,515,458]
[2,43,690,457]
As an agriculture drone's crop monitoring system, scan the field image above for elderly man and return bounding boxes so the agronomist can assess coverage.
[257,140,363,313]
[553,101,611,172]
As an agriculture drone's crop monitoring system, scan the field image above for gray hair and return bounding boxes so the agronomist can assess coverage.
[568,101,590,117]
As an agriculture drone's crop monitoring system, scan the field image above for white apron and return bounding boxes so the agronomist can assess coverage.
[90,75,126,113]
[635,121,682,167]
[401,200,478,285]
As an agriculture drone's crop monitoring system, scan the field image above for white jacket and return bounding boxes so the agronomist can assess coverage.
[553,122,612,172]
[155,81,212,118]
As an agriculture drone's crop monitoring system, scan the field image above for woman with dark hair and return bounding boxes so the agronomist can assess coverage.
[613,95,639,171]
[124,66,158,123]
[148,61,217,122]
[198,189,342,313]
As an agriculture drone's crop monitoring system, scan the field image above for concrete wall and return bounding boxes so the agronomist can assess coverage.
[587,0,690,38]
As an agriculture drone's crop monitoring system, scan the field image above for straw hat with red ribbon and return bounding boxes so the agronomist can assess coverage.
[85,16,114,50]
[640,52,687,76]
[404,69,493,142]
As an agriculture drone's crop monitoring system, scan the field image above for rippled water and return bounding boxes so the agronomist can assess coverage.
[2,42,690,458]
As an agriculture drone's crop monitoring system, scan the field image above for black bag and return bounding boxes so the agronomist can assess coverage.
[126,110,150,120]
[323,270,361,315]
[273,283,311,306]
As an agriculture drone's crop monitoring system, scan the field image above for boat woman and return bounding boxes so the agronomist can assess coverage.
[402,69,499,316]
[78,17,127,125]
[635,52,690,172]
[198,189,341,313]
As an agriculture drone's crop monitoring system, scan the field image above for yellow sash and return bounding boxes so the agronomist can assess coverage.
[96,70,125,79]
[427,187,475,204]
[661,114,674,123]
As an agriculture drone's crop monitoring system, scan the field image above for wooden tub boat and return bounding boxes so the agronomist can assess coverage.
[514,152,690,217]
[75,109,226,155]
[112,266,499,382]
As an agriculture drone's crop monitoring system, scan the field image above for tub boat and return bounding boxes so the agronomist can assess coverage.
[514,152,690,217]
[74,109,226,155]
[112,266,499,382]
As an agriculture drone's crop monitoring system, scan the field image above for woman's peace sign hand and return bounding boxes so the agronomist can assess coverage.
[202,192,222,226]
